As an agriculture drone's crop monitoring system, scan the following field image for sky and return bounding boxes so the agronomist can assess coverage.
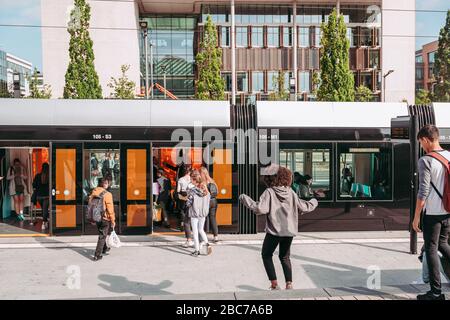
[0,0,448,72]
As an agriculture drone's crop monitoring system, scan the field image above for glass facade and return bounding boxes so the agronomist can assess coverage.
[0,50,8,97]
[138,3,383,100]
[140,16,196,99]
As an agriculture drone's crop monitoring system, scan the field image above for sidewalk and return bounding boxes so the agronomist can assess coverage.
[0,231,435,300]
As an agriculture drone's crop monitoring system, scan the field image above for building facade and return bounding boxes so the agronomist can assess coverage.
[0,50,32,97]
[41,0,415,102]
[415,40,438,94]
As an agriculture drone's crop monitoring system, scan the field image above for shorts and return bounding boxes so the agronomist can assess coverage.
[13,192,24,196]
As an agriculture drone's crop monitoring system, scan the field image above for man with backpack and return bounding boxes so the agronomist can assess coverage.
[88,178,116,261]
[412,124,450,300]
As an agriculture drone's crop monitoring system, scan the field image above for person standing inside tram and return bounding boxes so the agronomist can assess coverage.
[200,167,220,243]
[239,165,318,290]
[33,163,50,231]
[7,158,28,221]
[156,169,172,228]
[90,178,116,261]
[177,164,194,248]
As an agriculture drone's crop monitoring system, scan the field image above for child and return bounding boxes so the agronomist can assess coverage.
[240,164,318,290]
[186,170,212,257]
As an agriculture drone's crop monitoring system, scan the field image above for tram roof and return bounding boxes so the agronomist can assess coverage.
[434,103,450,128]
[0,99,231,127]
[256,101,409,128]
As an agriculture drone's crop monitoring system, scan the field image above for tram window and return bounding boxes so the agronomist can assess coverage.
[338,147,392,200]
[84,149,120,200]
[279,148,331,200]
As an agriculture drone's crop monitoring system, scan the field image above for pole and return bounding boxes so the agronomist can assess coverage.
[144,30,149,100]
[231,0,236,106]
[293,1,297,101]
[164,73,167,99]
[150,43,154,99]
[383,75,386,102]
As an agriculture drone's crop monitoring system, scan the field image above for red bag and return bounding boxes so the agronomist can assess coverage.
[426,152,450,213]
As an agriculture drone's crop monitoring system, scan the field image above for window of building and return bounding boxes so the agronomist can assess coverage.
[252,72,264,92]
[298,27,310,47]
[298,71,310,93]
[429,65,434,78]
[221,27,230,47]
[251,27,263,47]
[369,50,380,69]
[360,72,373,90]
[360,28,372,46]
[267,27,280,47]
[222,72,232,91]
[347,28,357,47]
[236,27,248,47]
[415,55,423,63]
[416,68,424,81]
[338,144,392,201]
[428,52,436,64]
[314,27,321,47]
[283,27,292,47]
[237,72,248,92]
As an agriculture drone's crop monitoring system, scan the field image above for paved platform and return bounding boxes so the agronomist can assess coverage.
[0,231,436,300]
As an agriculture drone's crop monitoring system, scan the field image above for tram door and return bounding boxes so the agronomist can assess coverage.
[51,143,83,235]
[119,144,152,234]
[82,143,121,235]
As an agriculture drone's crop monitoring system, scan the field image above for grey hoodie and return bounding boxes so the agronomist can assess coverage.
[240,186,318,237]
[186,186,211,218]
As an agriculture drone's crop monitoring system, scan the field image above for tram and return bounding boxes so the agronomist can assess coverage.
[0,99,448,236]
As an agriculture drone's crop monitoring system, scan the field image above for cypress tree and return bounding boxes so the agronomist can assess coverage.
[317,8,355,102]
[434,10,450,102]
[195,15,225,100]
[63,0,102,99]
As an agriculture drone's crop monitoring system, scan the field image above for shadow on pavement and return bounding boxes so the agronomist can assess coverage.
[98,274,173,296]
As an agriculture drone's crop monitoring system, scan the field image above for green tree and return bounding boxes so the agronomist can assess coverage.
[316,8,355,102]
[269,71,289,101]
[28,68,52,99]
[434,10,450,102]
[107,65,136,99]
[195,15,225,100]
[63,0,102,99]
[415,89,432,105]
[355,85,373,102]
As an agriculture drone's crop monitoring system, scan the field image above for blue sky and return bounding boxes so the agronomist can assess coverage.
[0,0,448,72]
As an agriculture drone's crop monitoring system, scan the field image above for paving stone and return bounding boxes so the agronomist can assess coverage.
[341,296,357,300]
[141,292,236,300]
[234,288,329,300]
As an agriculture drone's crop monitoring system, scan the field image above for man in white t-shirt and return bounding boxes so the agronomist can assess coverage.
[413,124,450,300]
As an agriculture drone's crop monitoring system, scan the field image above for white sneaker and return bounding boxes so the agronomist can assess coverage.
[183,240,194,248]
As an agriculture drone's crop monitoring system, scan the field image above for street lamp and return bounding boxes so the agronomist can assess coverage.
[383,69,394,102]
[140,21,149,99]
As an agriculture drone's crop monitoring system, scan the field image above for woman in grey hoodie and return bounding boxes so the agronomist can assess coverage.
[240,165,318,290]
[186,170,212,257]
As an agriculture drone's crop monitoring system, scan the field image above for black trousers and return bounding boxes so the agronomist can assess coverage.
[95,220,112,258]
[261,233,293,282]
[37,197,49,222]
[423,214,450,294]
[206,202,218,237]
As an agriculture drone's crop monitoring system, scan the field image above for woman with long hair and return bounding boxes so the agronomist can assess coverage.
[177,164,194,247]
[199,167,219,243]
[239,165,318,290]
[7,158,28,221]
[186,169,212,257]
[33,163,50,230]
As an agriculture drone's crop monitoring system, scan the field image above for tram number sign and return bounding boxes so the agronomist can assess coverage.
[92,134,112,140]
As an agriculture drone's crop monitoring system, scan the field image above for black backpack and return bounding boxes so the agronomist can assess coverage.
[86,190,107,223]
